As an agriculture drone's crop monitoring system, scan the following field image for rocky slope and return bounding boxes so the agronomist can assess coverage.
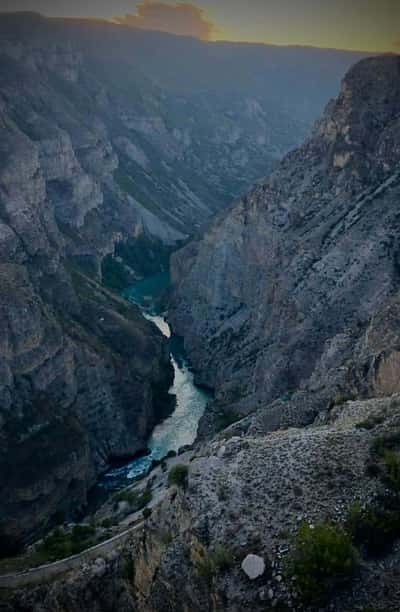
[169,54,400,433]
[4,394,400,611]
[0,56,173,552]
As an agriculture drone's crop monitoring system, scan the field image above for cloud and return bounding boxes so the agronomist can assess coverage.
[113,1,215,40]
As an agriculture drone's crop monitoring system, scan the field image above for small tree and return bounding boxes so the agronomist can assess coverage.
[383,449,400,492]
[142,507,152,520]
[287,521,358,603]
[168,464,188,489]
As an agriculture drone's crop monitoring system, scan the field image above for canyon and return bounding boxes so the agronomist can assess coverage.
[0,11,364,551]
[1,10,400,612]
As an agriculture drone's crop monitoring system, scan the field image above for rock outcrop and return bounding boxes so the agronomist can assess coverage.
[169,55,400,433]
[0,28,174,550]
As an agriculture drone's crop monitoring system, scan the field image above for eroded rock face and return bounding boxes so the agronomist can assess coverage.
[0,44,174,550]
[169,56,400,430]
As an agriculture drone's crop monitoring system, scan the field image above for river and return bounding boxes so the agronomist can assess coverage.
[97,272,210,490]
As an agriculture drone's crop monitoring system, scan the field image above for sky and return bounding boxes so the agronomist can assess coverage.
[0,0,399,53]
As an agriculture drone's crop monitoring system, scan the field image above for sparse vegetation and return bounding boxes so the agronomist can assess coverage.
[168,464,189,489]
[195,544,234,581]
[286,521,358,603]
[113,487,152,511]
[101,254,131,292]
[346,501,400,556]
[37,524,98,562]
[216,410,242,431]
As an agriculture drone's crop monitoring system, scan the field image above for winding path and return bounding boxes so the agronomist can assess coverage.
[0,518,144,589]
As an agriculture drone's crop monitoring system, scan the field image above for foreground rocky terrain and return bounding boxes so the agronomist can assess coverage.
[3,394,400,611]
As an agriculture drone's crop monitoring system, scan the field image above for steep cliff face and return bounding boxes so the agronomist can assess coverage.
[0,73,173,550]
[169,55,400,428]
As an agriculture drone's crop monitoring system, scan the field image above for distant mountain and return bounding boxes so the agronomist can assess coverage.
[0,12,366,272]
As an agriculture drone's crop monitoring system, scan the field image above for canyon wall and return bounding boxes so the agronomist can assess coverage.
[169,55,400,432]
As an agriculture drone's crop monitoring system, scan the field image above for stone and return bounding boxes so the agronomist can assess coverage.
[241,554,266,580]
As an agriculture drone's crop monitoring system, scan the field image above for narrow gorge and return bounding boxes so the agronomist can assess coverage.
[1,9,400,612]
[0,11,364,553]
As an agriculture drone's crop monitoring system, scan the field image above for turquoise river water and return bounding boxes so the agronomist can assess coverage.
[98,273,210,491]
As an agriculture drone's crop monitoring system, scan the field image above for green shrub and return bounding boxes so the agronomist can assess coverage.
[330,392,351,408]
[71,524,95,540]
[372,431,400,457]
[210,545,234,572]
[217,481,229,501]
[142,507,152,519]
[168,464,189,489]
[114,487,152,511]
[119,556,133,579]
[383,449,400,492]
[196,551,215,582]
[347,502,400,556]
[161,531,173,546]
[356,414,385,430]
[287,521,358,603]
[101,254,130,292]
[216,410,242,431]
[38,524,97,561]
[195,545,234,581]
[370,431,400,492]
